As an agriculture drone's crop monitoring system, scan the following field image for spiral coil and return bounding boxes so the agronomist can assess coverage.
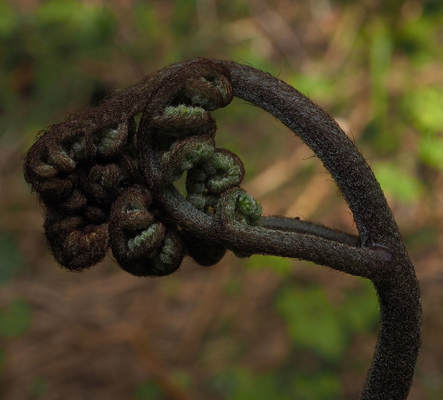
[24,59,262,276]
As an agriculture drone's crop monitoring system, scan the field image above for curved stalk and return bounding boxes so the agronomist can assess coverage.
[157,185,388,278]
[261,216,359,246]
[215,60,421,400]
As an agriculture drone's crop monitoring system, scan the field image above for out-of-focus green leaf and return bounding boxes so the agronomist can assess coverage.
[172,0,197,36]
[134,380,162,400]
[213,367,341,400]
[373,162,423,202]
[291,372,342,400]
[404,89,443,134]
[0,299,32,337]
[288,74,336,102]
[276,286,347,361]
[36,0,115,52]
[133,3,160,39]
[405,226,439,250]
[341,280,379,333]
[37,0,86,22]
[214,97,261,125]
[396,14,436,60]
[0,0,16,37]
[29,377,48,398]
[247,255,292,276]
[370,23,392,84]
[0,348,4,374]
[212,368,291,400]
[210,369,238,397]
[0,232,24,285]
[229,373,289,400]
[361,119,401,153]
[36,0,112,28]
[171,370,192,389]
[218,0,249,19]
[419,135,443,170]
[231,43,277,75]
[369,22,393,151]
[423,372,443,400]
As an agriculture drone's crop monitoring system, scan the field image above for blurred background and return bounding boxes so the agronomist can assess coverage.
[0,0,442,399]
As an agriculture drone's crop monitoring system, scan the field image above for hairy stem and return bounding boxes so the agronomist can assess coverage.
[214,60,421,400]
[157,185,386,278]
[261,216,359,246]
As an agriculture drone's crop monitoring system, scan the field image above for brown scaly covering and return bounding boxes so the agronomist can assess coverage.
[24,59,254,274]
[24,58,421,400]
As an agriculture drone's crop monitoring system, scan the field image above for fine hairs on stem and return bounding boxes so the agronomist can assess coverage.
[24,58,421,400]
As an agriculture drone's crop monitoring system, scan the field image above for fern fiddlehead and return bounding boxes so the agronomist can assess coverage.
[24,58,421,400]
[24,59,258,274]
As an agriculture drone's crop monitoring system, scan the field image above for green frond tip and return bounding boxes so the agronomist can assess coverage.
[127,223,162,254]
[218,188,262,226]
[163,139,215,182]
[158,236,177,265]
[163,104,205,119]
[237,192,262,225]
[150,232,183,276]
[206,151,232,171]
[204,151,244,194]
[182,142,214,170]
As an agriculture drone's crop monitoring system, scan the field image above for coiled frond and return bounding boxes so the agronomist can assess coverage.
[24,58,422,399]
[24,58,259,274]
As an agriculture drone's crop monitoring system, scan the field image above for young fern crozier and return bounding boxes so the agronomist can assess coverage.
[24,58,421,400]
